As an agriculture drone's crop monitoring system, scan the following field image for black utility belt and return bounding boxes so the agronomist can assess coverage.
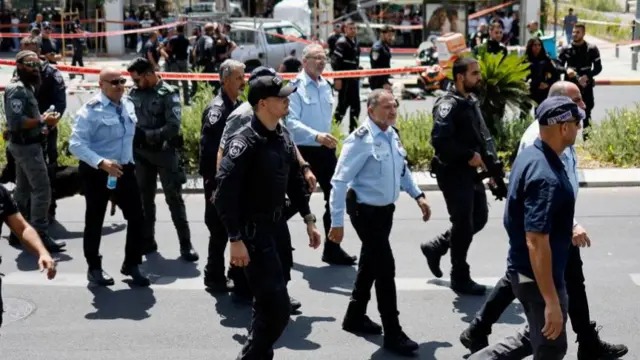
[9,133,44,145]
[246,207,284,224]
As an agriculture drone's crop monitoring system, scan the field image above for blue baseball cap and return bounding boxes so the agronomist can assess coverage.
[535,96,585,126]
[249,66,277,81]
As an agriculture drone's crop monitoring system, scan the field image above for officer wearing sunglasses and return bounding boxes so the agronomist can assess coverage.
[4,50,64,253]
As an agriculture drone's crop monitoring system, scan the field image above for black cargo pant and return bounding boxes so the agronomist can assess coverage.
[469,272,569,360]
[470,245,590,353]
[79,162,143,270]
[435,169,488,279]
[237,220,291,360]
[348,202,402,334]
[203,177,250,293]
[581,86,595,133]
[334,78,361,133]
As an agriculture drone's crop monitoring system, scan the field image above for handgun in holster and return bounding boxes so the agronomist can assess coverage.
[346,188,358,217]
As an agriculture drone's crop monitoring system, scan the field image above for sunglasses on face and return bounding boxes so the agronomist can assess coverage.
[109,78,127,86]
[21,61,41,69]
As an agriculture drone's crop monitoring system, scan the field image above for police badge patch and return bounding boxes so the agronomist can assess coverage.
[172,106,181,119]
[208,109,221,125]
[54,71,63,84]
[371,50,379,61]
[228,139,248,159]
[172,94,180,103]
[10,99,23,114]
[438,102,453,118]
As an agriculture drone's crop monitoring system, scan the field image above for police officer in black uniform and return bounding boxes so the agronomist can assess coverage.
[369,25,394,90]
[194,23,217,90]
[472,20,508,58]
[165,25,191,105]
[214,73,322,359]
[0,183,57,328]
[200,59,245,294]
[70,24,86,80]
[555,23,602,136]
[327,23,343,63]
[420,57,490,296]
[331,20,361,133]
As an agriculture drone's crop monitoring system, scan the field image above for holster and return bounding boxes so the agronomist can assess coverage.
[346,188,357,217]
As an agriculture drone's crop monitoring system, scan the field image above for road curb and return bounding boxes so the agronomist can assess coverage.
[175,168,640,194]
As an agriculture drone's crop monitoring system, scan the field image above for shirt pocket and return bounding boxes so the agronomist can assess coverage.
[96,116,124,140]
[368,143,390,176]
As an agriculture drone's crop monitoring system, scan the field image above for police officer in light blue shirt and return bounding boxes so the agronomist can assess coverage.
[69,67,150,288]
[327,89,431,357]
[285,43,357,266]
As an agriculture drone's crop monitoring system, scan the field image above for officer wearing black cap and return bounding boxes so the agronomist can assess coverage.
[331,20,361,133]
[369,25,394,90]
[327,23,343,63]
[39,22,59,64]
[469,96,583,360]
[214,73,322,359]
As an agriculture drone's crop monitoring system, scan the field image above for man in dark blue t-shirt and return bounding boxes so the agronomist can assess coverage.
[471,96,583,360]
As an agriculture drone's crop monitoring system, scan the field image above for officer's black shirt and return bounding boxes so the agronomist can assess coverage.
[199,90,241,179]
[40,37,57,58]
[505,138,575,289]
[331,36,360,71]
[214,35,231,63]
[327,32,341,57]
[281,55,302,72]
[473,39,508,58]
[144,40,160,64]
[555,41,602,89]
[72,36,86,54]
[214,115,311,239]
[0,184,18,224]
[37,62,66,115]
[167,34,190,61]
[196,34,215,66]
[369,40,391,85]
[431,88,486,168]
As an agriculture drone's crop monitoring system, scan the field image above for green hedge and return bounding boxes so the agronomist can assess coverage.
[2,87,639,172]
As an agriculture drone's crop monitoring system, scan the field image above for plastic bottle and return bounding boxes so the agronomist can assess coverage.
[106,160,118,190]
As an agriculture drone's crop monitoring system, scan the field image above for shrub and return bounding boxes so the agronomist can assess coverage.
[584,104,640,167]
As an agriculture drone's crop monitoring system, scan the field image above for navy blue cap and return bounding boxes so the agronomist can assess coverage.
[535,96,585,126]
[42,21,52,29]
[249,66,277,81]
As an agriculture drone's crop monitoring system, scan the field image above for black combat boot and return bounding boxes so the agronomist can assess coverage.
[179,240,199,262]
[382,318,419,356]
[40,233,66,253]
[322,240,357,266]
[203,268,234,293]
[450,268,486,296]
[460,320,489,354]
[342,300,382,335]
[420,230,450,278]
[577,322,628,360]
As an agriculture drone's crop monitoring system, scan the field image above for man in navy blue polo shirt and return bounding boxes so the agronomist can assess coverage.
[471,96,583,360]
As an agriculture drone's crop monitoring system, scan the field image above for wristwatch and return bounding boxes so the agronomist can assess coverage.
[303,214,316,224]
[300,162,311,173]
[229,235,243,243]
[415,193,426,201]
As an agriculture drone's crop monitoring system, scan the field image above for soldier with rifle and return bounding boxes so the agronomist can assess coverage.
[420,57,506,296]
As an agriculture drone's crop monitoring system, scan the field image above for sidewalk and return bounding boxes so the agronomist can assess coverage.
[156,168,640,194]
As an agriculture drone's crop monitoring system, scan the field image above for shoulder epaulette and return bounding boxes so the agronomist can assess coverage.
[355,126,368,138]
[87,98,100,107]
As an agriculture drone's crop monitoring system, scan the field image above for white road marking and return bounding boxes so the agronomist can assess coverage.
[1,272,503,292]
[629,273,640,286]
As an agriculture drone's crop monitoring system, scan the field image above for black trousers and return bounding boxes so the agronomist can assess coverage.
[203,177,250,293]
[436,170,488,278]
[581,86,595,131]
[297,146,336,238]
[349,202,401,334]
[78,161,143,269]
[334,78,361,133]
[473,245,591,337]
[237,221,291,360]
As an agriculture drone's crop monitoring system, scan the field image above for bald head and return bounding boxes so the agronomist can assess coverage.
[547,81,585,109]
[100,67,121,81]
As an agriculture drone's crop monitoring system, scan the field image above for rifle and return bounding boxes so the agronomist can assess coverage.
[470,102,508,201]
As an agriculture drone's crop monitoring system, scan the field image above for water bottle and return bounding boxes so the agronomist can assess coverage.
[106,160,118,190]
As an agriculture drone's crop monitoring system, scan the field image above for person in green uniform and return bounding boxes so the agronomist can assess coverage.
[126,57,198,262]
[4,50,65,253]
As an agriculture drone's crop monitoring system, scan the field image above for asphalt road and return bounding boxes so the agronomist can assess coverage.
[0,188,638,359]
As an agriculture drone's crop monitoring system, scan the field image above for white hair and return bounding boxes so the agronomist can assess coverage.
[220,59,245,84]
[548,81,577,97]
[367,89,391,109]
[302,43,324,58]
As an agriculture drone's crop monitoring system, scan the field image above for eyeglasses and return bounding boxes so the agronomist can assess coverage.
[109,78,127,86]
